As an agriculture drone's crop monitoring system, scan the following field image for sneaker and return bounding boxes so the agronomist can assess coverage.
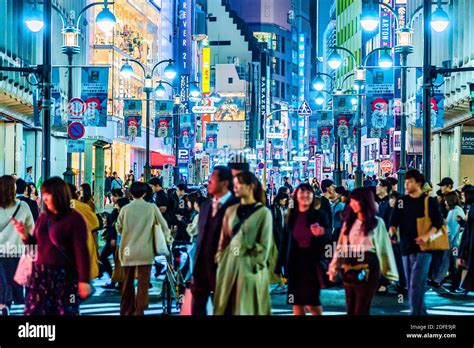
[0,305,9,316]
[271,284,288,295]
[377,285,388,295]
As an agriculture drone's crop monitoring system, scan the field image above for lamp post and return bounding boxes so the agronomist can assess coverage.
[311,72,355,186]
[326,45,393,188]
[120,58,176,182]
[262,109,287,189]
[25,1,116,184]
[361,0,450,187]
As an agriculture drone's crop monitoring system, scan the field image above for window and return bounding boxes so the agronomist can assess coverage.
[281,60,285,77]
[281,37,286,53]
[228,77,233,84]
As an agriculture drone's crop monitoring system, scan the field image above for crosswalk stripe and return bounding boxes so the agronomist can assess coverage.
[433,305,474,312]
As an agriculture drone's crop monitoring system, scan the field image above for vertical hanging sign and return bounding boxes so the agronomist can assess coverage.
[80,67,109,127]
[178,0,193,114]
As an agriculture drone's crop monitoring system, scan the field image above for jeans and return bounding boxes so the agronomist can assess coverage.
[403,252,432,315]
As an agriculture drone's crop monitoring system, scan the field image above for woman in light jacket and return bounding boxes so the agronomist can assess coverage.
[0,176,34,315]
[214,172,274,315]
[328,188,398,315]
[116,182,170,315]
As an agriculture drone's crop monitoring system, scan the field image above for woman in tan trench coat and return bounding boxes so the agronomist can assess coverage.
[213,172,274,315]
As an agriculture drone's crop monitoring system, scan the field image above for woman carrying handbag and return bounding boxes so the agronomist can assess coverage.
[12,177,91,315]
[328,188,399,315]
[0,175,34,315]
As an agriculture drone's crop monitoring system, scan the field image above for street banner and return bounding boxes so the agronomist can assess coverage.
[155,116,172,140]
[379,132,391,159]
[366,67,395,138]
[413,68,445,129]
[52,67,66,129]
[336,116,351,138]
[124,99,142,139]
[213,97,246,121]
[155,100,174,116]
[179,113,195,150]
[205,123,218,150]
[80,67,109,127]
[273,139,284,160]
[309,115,318,145]
[318,126,333,151]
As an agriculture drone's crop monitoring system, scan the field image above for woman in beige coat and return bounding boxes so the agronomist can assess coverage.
[213,172,274,315]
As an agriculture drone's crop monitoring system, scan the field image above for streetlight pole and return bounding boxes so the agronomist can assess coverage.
[41,0,52,181]
[355,88,363,188]
[263,109,286,189]
[422,0,432,181]
[120,58,176,182]
[63,50,76,184]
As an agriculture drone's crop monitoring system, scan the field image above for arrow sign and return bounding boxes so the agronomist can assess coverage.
[68,122,86,140]
[298,101,312,116]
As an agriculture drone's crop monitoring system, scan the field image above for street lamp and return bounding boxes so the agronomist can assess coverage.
[120,58,176,182]
[154,82,167,98]
[24,1,44,33]
[326,45,392,188]
[163,63,177,80]
[360,4,379,32]
[378,48,394,68]
[431,3,450,32]
[25,1,116,184]
[313,76,325,91]
[315,93,325,106]
[95,5,116,33]
[190,83,201,98]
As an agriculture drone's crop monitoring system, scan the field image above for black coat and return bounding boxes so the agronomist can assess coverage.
[17,195,39,222]
[192,195,240,289]
[459,204,474,291]
[279,208,330,277]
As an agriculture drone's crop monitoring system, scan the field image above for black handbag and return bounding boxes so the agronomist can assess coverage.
[342,263,370,286]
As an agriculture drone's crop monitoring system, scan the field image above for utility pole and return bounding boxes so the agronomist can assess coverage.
[42,0,52,181]
[422,0,432,180]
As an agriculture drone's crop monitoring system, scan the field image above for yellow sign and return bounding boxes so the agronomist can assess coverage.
[202,47,211,93]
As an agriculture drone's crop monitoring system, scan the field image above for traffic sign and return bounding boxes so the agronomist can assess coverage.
[298,101,312,116]
[258,162,265,169]
[68,122,86,140]
[68,98,86,117]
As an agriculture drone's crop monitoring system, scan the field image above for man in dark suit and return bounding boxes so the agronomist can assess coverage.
[191,166,239,315]
[15,178,39,221]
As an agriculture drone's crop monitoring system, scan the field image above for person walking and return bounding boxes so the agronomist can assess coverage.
[191,166,239,315]
[459,189,474,293]
[389,170,443,315]
[13,177,91,315]
[213,172,274,315]
[320,179,335,231]
[68,184,100,281]
[0,176,34,315]
[332,186,349,243]
[279,183,329,316]
[116,182,170,315]
[16,179,39,222]
[110,172,123,191]
[328,188,398,315]
[376,179,392,229]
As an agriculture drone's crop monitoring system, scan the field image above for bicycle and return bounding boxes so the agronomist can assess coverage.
[161,243,191,315]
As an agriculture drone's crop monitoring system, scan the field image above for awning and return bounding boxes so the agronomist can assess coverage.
[151,152,175,167]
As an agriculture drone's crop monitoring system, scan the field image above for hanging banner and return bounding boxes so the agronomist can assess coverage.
[334,95,355,139]
[413,68,445,129]
[155,116,172,139]
[179,113,195,150]
[124,99,142,139]
[309,115,318,146]
[81,67,109,127]
[318,126,333,151]
[366,67,395,138]
[205,123,218,150]
[336,116,351,138]
[52,67,66,129]
[155,100,174,116]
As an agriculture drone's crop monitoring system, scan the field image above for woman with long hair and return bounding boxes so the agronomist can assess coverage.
[13,177,91,315]
[328,188,398,315]
[27,183,41,211]
[279,183,329,315]
[0,176,35,315]
[213,172,274,315]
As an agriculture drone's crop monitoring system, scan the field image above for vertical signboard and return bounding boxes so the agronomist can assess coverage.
[260,51,269,139]
[297,34,306,157]
[202,47,211,93]
[178,0,193,113]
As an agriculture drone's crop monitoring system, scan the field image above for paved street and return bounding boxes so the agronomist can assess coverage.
[10,274,474,316]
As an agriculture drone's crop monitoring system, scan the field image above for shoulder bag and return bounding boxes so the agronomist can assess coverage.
[153,223,170,257]
[416,196,449,251]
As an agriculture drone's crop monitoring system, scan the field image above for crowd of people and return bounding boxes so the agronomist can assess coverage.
[0,163,473,316]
